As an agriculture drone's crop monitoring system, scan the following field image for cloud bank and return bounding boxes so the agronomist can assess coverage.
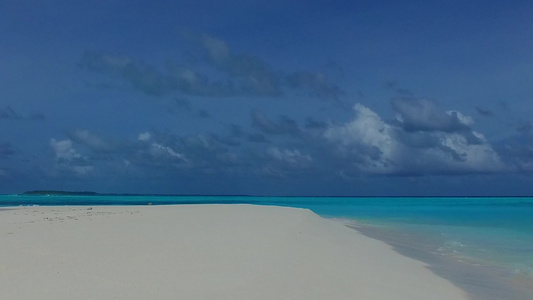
[36,98,515,193]
[80,100,508,179]
[324,102,506,176]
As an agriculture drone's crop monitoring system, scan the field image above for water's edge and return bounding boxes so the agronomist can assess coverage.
[344,222,533,300]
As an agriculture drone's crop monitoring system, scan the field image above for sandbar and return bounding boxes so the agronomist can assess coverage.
[0,205,470,300]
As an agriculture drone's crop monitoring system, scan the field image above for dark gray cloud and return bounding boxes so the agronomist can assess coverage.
[391,98,470,133]
[197,109,210,119]
[304,118,327,130]
[80,51,266,97]
[247,133,269,143]
[80,34,344,101]
[170,98,211,119]
[227,124,269,143]
[0,106,45,121]
[0,106,22,120]
[165,62,239,97]
[516,121,532,135]
[286,71,344,100]
[500,136,533,171]
[197,34,344,101]
[198,34,283,97]
[29,112,46,121]
[79,52,152,96]
[173,98,192,111]
[228,124,244,138]
[0,143,15,158]
[476,106,494,117]
[132,131,252,178]
[384,81,414,96]
[497,100,509,111]
[79,52,169,96]
[251,109,301,137]
[500,122,533,171]
[206,133,240,147]
[251,109,280,135]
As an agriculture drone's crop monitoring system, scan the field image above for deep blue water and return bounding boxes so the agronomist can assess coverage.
[2,195,533,283]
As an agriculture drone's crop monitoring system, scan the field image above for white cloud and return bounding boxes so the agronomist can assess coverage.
[138,132,152,142]
[267,147,312,166]
[324,104,398,172]
[447,110,474,126]
[439,131,504,172]
[150,143,188,162]
[124,159,132,167]
[518,160,533,171]
[50,139,82,162]
[98,53,132,70]
[71,165,94,175]
[324,104,506,175]
[49,138,94,175]
[201,35,230,65]
[217,152,239,164]
[72,129,112,151]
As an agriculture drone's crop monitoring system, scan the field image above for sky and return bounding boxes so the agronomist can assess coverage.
[1,0,533,196]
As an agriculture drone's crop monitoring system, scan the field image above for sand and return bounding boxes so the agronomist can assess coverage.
[0,205,470,300]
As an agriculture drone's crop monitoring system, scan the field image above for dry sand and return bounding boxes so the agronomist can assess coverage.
[0,205,470,300]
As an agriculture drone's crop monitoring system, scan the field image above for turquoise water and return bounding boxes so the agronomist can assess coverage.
[2,195,532,296]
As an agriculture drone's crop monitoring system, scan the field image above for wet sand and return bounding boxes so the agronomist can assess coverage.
[347,222,533,300]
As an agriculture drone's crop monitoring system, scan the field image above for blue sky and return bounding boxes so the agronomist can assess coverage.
[1,0,533,195]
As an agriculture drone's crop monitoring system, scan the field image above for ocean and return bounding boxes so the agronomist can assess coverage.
[1,195,532,299]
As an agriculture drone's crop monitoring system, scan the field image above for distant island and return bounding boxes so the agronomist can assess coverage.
[22,190,100,196]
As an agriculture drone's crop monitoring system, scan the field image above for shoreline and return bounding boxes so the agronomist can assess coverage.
[344,220,533,300]
[1,205,470,300]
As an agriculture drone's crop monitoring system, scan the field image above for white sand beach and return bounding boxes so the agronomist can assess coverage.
[0,205,470,300]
